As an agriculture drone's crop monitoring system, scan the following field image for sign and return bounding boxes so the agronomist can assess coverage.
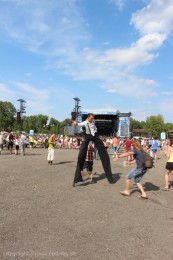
[77,115,82,123]
[160,132,166,140]
[29,130,34,135]
[117,117,130,137]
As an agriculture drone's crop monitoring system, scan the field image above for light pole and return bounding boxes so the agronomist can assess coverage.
[71,97,81,120]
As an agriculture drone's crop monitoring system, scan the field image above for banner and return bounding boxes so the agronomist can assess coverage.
[117,117,130,137]
[29,130,34,135]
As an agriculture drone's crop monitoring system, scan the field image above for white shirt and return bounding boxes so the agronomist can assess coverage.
[20,134,26,144]
[78,119,97,136]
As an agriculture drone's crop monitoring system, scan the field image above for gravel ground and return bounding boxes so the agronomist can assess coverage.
[0,147,173,260]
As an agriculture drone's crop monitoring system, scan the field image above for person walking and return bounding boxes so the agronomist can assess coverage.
[29,135,34,149]
[47,134,55,165]
[8,132,14,154]
[14,135,20,155]
[162,139,173,191]
[151,137,159,160]
[124,137,133,161]
[20,133,26,156]
[114,140,148,199]
[72,113,114,186]
[112,135,119,158]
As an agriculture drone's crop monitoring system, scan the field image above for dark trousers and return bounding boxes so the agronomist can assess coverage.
[74,134,113,183]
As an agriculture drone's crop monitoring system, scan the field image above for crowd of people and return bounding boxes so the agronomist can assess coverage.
[0,121,172,197]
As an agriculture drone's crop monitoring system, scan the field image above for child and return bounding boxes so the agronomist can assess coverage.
[81,142,95,184]
[14,135,20,155]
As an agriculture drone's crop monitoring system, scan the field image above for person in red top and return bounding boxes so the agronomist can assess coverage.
[124,138,133,161]
[81,142,95,184]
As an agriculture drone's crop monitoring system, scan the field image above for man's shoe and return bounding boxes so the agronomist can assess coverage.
[108,179,115,184]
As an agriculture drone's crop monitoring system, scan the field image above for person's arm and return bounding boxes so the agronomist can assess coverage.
[166,146,170,158]
[126,159,136,164]
[72,120,86,127]
[114,151,134,161]
[151,140,154,148]
[118,151,134,158]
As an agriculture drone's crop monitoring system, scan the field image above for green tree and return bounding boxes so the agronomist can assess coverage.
[130,118,144,132]
[23,115,48,133]
[144,114,165,137]
[49,117,61,134]
[60,118,71,134]
[165,123,173,131]
[0,101,17,131]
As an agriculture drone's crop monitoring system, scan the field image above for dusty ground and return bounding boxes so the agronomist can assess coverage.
[0,147,173,260]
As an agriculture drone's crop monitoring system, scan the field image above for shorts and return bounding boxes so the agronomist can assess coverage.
[82,161,93,172]
[15,145,19,150]
[112,146,117,152]
[9,141,13,147]
[152,149,157,154]
[126,167,147,183]
[166,162,173,171]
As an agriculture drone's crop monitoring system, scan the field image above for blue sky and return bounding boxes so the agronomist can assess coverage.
[0,0,173,122]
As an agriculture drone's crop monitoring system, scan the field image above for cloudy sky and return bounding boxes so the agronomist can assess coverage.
[0,0,173,122]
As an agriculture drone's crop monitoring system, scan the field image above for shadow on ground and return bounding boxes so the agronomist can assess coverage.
[76,172,122,187]
[143,182,160,191]
[54,161,75,165]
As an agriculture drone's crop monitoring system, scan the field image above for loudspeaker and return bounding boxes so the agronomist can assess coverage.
[71,112,77,120]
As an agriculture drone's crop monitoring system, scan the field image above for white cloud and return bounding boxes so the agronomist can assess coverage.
[110,0,125,11]
[0,83,17,100]
[0,0,173,108]
[15,82,50,101]
[61,17,71,25]
[161,91,173,95]
[131,0,173,36]
[101,74,158,98]
[102,41,110,45]
[0,0,89,53]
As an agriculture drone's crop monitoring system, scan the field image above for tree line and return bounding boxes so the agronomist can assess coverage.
[130,115,173,137]
[0,101,173,136]
[0,101,71,134]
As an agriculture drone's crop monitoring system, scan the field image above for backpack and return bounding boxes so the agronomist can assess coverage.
[142,151,154,169]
